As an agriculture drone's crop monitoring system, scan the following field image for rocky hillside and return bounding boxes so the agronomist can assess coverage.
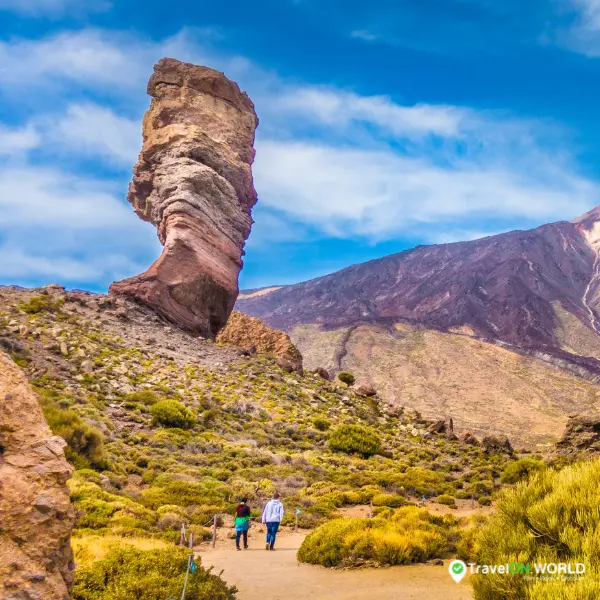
[237,209,600,447]
[0,348,75,600]
[0,284,514,546]
[110,58,259,338]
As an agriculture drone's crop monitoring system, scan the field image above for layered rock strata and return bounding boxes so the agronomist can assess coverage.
[110,58,259,338]
[0,351,75,600]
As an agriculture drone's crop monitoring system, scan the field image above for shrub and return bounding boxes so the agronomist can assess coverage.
[328,425,381,458]
[150,400,196,429]
[472,460,600,599]
[313,417,331,431]
[337,372,356,386]
[436,494,456,507]
[18,294,65,314]
[477,496,492,506]
[124,390,159,406]
[71,546,237,600]
[298,506,458,568]
[42,403,107,470]
[371,493,407,508]
[499,458,545,484]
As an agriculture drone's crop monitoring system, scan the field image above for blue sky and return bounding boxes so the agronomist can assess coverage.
[2,0,600,291]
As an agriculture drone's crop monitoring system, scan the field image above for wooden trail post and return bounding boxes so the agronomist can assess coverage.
[369,501,373,519]
[295,508,299,533]
[212,514,217,548]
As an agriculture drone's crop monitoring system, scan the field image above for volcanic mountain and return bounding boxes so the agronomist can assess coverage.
[237,208,600,447]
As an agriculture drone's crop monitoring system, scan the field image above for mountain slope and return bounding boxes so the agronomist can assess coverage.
[237,210,600,447]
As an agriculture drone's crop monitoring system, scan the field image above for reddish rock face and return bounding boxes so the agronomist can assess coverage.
[110,58,259,338]
[0,351,75,599]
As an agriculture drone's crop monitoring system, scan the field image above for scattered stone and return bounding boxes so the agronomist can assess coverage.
[355,383,377,397]
[428,419,447,434]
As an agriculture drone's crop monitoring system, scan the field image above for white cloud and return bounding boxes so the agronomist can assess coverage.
[0,124,40,155]
[558,0,600,55]
[49,103,141,166]
[254,140,597,240]
[0,0,111,16]
[269,86,469,137]
[0,163,160,285]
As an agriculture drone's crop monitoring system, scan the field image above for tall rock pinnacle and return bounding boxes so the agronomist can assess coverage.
[110,58,259,338]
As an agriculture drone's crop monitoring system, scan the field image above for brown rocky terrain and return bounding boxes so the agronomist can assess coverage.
[554,413,600,458]
[110,58,259,339]
[238,208,600,447]
[0,348,75,600]
[216,310,303,373]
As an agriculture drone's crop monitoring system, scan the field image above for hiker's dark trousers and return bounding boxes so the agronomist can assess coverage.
[266,521,280,548]
[236,530,248,548]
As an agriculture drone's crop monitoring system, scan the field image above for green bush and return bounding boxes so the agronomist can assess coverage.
[298,506,458,568]
[328,425,381,458]
[150,400,196,429]
[42,403,107,470]
[472,460,600,599]
[337,372,356,386]
[71,546,236,600]
[371,493,407,508]
[18,294,65,314]
[124,390,159,406]
[499,458,545,484]
[313,418,331,431]
[477,496,492,506]
[436,494,456,507]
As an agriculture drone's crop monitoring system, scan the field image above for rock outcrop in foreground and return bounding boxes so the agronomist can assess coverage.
[217,310,303,373]
[554,413,600,458]
[110,58,259,338]
[0,351,75,600]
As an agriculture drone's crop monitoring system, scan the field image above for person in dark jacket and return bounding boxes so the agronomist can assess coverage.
[235,498,251,550]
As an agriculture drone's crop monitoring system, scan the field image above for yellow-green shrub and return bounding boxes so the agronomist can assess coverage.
[328,424,381,458]
[499,458,545,484]
[71,546,236,600]
[150,400,196,429]
[42,403,107,470]
[297,506,458,567]
[472,460,600,599]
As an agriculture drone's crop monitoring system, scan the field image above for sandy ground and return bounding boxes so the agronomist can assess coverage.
[197,527,473,600]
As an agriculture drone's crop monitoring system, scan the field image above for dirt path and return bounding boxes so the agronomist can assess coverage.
[197,528,473,600]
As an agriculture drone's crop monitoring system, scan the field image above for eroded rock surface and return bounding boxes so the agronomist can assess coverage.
[217,310,303,373]
[0,351,75,600]
[110,58,259,338]
[555,413,600,458]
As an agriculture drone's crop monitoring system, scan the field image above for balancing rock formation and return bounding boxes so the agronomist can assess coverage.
[0,351,75,600]
[110,58,259,338]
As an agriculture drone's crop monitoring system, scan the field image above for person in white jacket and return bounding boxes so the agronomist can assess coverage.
[261,492,285,550]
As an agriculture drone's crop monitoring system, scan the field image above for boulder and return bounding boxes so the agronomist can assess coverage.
[355,383,377,397]
[313,367,331,380]
[461,432,479,446]
[554,413,600,458]
[481,434,513,454]
[217,311,303,373]
[0,351,75,599]
[427,419,447,435]
[110,58,259,339]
